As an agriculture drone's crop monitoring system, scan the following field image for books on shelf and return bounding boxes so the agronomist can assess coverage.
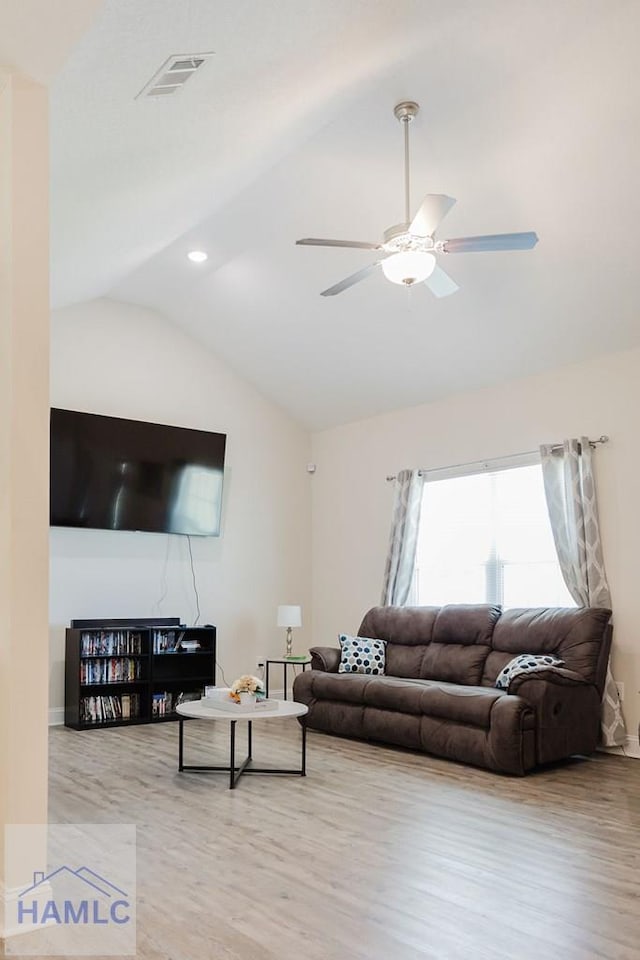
[153,629,177,653]
[152,629,202,653]
[80,657,143,685]
[151,691,173,717]
[80,630,143,656]
[151,690,204,717]
[80,694,140,724]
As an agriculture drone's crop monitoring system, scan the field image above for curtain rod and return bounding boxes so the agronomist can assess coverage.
[385,435,609,482]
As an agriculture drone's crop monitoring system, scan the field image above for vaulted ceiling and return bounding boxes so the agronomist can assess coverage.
[47,0,640,428]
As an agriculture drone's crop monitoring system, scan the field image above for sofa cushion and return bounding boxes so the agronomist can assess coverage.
[495,653,564,690]
[419,643,492,686]
[432,604,502,646]
[384,642,426,679]
[358,604,499,683]
[302,672,508,730]
[358,605,440,646]
[485,606,612,687]
[338,634,386,675]
[358,604,501,647]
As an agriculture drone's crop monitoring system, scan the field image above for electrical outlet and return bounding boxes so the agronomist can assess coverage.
[615,681,624,701]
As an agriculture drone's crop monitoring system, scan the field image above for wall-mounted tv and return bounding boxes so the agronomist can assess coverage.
[50,409,226,537]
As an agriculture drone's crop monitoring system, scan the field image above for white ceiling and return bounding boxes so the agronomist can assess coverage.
[0,0,103,84]
[50,0,640,429]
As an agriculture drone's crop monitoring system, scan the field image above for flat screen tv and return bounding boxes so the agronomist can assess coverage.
[50,409,226,536]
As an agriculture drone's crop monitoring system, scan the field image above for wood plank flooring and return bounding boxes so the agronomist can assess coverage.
[42,720,640,960]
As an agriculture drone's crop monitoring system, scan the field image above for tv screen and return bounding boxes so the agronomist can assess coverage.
[50,409,226,536]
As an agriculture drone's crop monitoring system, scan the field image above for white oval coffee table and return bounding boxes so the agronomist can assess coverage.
[176,698,308,789]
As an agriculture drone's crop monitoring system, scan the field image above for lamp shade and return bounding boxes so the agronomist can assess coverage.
[381,251,436,286]
[277,604,302,628]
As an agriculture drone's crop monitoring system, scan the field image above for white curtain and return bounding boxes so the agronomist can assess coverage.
[381,469,424,606]
[540,438,626,746]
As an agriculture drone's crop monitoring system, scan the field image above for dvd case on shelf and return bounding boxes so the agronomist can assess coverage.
[79,693,141,724]
[80,658,143,684]
[80,630,143,656]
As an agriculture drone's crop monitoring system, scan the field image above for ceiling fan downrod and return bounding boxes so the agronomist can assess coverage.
[393,101,420,226]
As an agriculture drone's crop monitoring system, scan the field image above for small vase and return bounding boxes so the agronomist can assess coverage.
[239,692,256,708]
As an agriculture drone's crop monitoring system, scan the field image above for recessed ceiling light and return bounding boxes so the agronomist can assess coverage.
[187,250,208,263]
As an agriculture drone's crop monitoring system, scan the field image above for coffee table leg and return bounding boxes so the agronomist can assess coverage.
[301,718,307,777]
[247,720,252,759]
[178,718,184,771]
[230,720,236,789]
[283,662,288,700]
[265,661,270,698]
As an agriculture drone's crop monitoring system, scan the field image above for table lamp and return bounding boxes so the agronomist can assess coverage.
[277,605,302,658]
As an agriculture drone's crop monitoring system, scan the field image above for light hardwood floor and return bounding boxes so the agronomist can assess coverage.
[44,720,640,960]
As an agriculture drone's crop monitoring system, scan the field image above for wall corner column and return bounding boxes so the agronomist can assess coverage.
[0,69,50,910]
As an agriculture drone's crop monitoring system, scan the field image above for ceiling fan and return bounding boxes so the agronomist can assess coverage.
[296,101,538,298]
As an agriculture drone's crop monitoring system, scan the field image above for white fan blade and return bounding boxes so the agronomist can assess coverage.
[424,265,459,298]
[442,231,538,253]
[297,238,382,250]
[410,194,456,237]
[320,261,382,297]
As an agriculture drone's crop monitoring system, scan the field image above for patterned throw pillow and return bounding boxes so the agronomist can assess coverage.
[338,634,386,675]
[495,654,565,690]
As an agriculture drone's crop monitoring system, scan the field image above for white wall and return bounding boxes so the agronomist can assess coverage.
[311,346,640,747]
[50,298,311,714]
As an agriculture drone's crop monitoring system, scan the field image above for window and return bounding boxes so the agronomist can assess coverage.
[415,462,575,609]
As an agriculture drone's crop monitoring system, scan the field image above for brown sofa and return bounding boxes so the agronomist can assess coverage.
[292,604,612,775]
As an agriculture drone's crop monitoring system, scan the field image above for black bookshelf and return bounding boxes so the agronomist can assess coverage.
[65,619,216,730]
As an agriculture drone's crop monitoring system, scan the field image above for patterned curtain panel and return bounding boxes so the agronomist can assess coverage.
[540,437,626,746]
[381,469,425,606]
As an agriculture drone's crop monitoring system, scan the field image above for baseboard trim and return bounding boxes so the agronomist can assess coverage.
[599,735,640,759]
[48,707,65,726]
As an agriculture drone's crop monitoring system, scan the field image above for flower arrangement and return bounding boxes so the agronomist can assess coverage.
[229,675,265,703]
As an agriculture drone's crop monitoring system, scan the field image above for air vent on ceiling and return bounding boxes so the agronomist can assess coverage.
[136,52,214,99]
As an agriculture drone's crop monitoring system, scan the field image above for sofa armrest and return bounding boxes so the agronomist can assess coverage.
[508,666,590,694]
[508,668,601,764]
[309,646,341,673]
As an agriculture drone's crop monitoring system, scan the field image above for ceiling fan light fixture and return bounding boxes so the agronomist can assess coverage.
[381,251,436,286]
[297,100,537,298]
